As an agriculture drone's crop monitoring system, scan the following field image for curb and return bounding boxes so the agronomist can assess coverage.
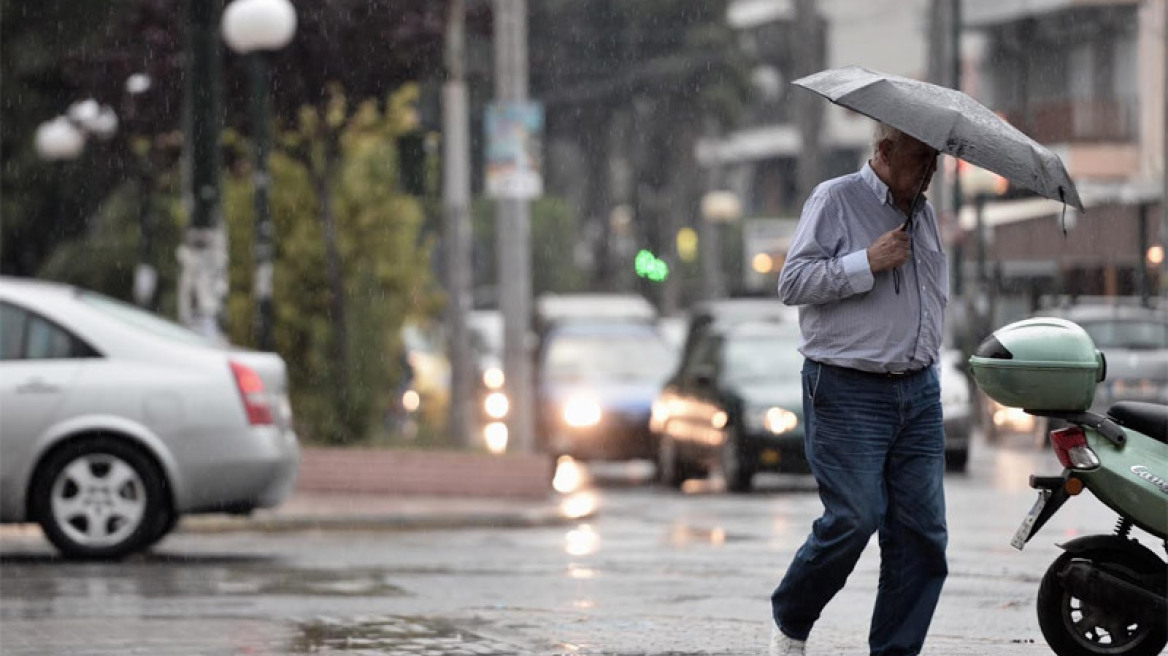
[176,506,592,534]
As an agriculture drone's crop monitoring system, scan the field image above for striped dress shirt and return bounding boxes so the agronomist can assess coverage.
[778,163,949,374]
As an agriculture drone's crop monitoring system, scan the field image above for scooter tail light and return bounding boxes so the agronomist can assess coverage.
[1050,426,1100,470]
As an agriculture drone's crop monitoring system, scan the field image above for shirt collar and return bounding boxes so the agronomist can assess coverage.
[860,161,893,206]
[860,161,929,214]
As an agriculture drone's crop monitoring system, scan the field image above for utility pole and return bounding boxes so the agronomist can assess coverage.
[950,0,964,300]
[494,0,536,453]
[444,0,475,448]
[927,0,951,251]
[1162,0,1167,300]
[179,0,227,341]
[794,0,824,203]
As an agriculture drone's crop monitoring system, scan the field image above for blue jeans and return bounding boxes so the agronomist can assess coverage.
[772,360,948,656]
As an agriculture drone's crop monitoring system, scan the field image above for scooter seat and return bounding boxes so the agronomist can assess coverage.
[1107,402,1168,444]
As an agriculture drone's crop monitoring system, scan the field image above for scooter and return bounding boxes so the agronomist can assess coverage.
[1015,405,1167,656]
[970,318,1168,656]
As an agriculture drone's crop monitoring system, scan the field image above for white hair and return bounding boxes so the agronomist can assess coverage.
[872,123,903,154]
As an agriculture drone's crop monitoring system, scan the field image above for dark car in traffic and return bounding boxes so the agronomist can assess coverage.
[651,310,807,493]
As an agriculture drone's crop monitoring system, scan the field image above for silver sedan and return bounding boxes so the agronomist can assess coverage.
[0,276,299,558]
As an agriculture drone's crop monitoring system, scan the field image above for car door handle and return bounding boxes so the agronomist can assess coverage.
[16,379,60,394]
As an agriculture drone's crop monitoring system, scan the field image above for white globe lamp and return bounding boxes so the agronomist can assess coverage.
[35,117,86,161]
[221,0,297,54]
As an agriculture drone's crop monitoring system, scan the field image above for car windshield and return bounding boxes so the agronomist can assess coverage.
[1080,320,1168,350]
[723,336,804,383]
[545,332,675,383]
[78,292,216,347]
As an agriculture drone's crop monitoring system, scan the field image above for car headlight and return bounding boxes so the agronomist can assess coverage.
[743,405,798,434]
[650,398,669,430]
[991,400,1035,433]
[563,396,602,428]
[483,367,505,389]
[401,388,421,413]
[764,408,799,434]
[484,391,510,419]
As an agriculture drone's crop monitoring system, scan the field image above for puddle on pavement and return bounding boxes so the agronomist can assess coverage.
[217,567,407,597]
[665,523,752,546]
[0,562,406,601]
[292,615,528,654]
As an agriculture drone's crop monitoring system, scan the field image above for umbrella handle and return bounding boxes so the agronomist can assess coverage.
[904,166,932,234]
[895,167,932,295]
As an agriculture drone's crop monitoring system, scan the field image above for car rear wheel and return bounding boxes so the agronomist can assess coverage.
[720,427,754,493]
[31,438,169,560]
[656,435,685,488]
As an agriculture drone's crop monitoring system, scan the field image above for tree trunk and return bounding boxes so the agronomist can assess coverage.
[314,130,348,409]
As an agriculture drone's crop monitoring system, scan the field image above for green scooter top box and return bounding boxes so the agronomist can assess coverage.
[969,317,1106,411]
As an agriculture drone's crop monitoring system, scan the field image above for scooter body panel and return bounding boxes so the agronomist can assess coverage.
[1079,427,1168,539]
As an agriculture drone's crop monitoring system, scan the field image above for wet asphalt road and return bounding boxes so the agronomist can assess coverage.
[0,433,1152,655]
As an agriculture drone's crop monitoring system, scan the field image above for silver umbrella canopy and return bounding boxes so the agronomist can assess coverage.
[793,66,1084,211]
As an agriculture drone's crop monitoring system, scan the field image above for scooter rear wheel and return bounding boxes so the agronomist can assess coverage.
[1036,547,1167,656]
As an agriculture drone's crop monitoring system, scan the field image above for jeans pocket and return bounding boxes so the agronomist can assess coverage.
[804,362,823,402]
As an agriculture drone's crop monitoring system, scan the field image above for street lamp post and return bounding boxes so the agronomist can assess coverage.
[222,0,297,351]
[35,117,87,233]
[123,74,161,308]
[180,0,228,342]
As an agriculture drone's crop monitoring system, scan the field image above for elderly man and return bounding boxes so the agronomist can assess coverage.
[770,124,948,656]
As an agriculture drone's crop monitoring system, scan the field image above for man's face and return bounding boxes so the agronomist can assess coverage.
[881,134,939,205]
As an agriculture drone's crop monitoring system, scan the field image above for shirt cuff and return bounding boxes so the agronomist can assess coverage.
[841,249,875,294]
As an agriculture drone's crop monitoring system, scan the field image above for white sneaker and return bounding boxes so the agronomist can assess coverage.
[769,626,806,656]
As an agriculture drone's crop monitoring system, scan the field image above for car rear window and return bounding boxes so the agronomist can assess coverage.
[545,332,676,383]
[1080,320,1168,350]
[724,335,804,382]
[78,292,215,347]
[0,301,98,360]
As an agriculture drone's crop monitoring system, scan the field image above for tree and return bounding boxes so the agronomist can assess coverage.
[42,86,440,444]
[222,86,440,444]
[1,0,451,280]
[528,1,749,308]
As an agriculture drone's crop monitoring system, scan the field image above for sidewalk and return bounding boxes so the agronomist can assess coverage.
[177,446,590,533]
[177,489,590,533]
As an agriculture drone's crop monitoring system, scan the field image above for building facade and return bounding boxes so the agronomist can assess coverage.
[965,0,1164,309]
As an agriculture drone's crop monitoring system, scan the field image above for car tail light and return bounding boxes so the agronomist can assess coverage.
[230,361,274,425]
[1050,426,1099,470]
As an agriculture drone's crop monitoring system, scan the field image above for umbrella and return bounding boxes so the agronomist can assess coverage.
[792,66,1084,212]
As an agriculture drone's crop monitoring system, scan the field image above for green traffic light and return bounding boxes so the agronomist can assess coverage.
[635,249,669,282]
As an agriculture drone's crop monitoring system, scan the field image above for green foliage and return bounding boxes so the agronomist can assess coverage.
[223,86,440,445]
[43,85,440,446]
[37,158,187,316]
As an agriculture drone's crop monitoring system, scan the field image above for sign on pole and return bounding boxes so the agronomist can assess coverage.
[485,101,543,199]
